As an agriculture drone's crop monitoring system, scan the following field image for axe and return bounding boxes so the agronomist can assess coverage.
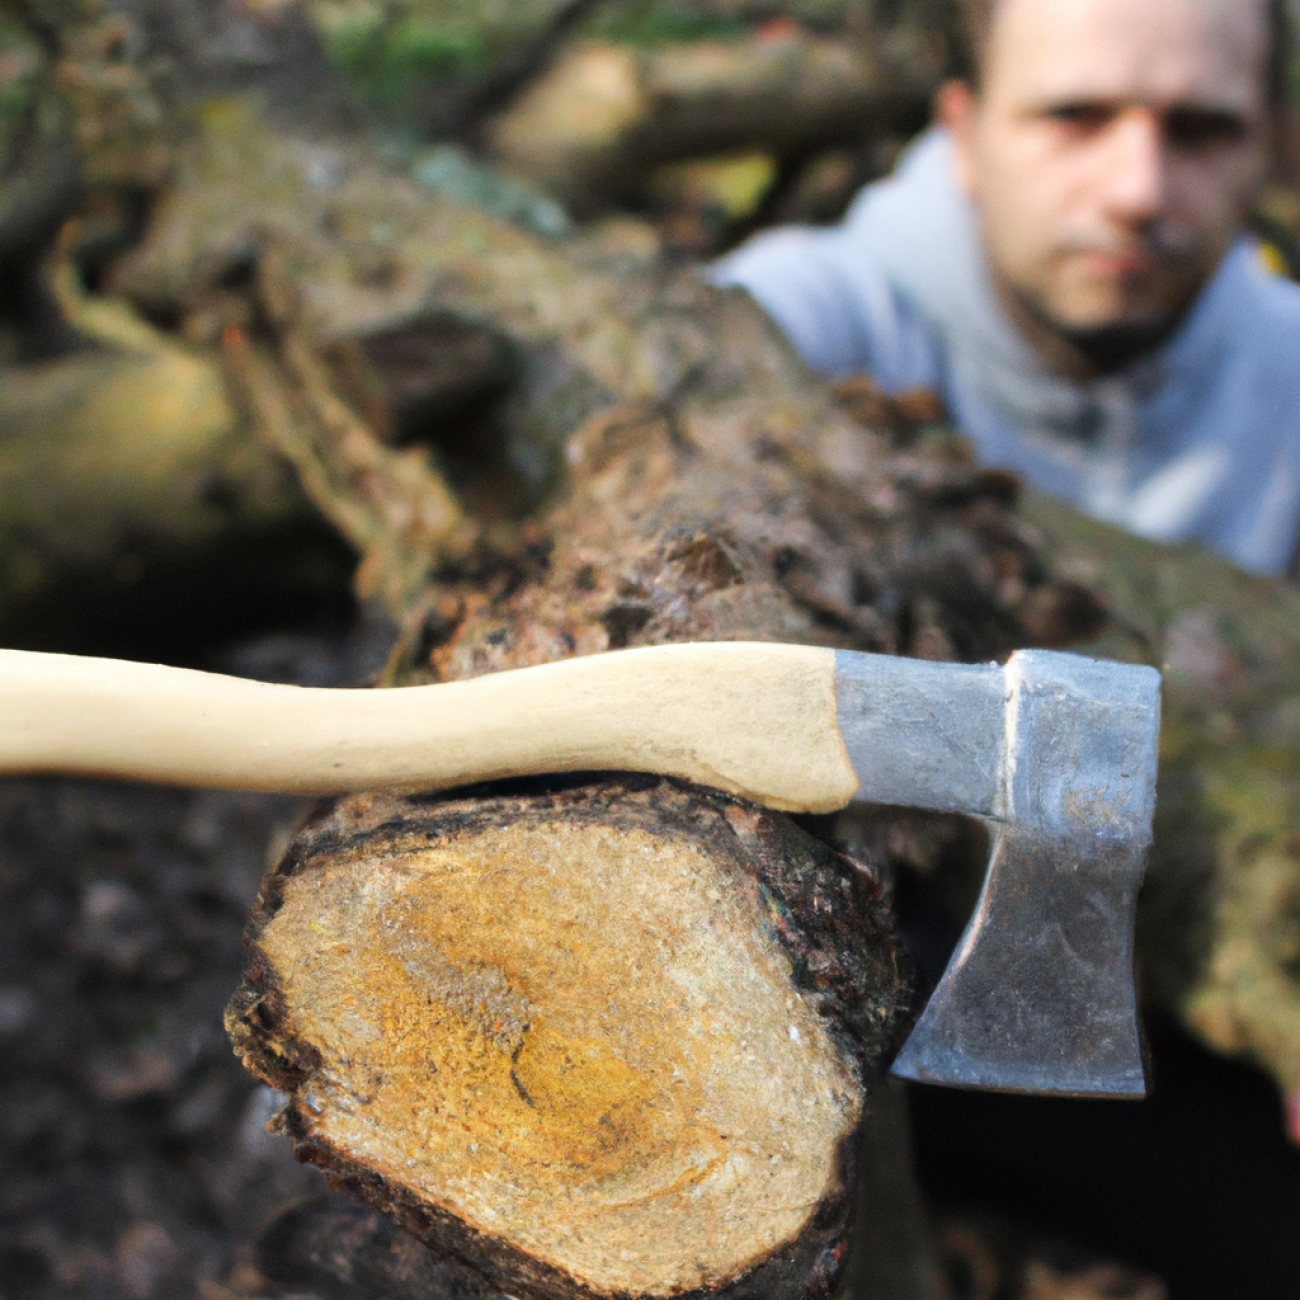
[0,641,1160,1098]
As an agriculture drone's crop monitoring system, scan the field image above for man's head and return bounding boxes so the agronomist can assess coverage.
[939,0,1284,375]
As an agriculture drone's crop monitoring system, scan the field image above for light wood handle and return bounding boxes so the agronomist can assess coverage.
[0,643,859,812]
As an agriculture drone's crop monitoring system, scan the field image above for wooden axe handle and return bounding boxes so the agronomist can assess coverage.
[0,644,859,812]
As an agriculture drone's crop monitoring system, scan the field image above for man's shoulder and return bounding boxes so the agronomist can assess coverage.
[1175,241,1300,387]
[705,127,981,382]
[842,128,960,232]
[1253,260,1300,325]
[1228,250,1300,378]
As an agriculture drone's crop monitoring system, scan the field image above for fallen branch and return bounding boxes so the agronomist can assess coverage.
[486,34,934,209]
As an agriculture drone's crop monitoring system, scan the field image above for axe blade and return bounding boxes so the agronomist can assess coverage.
[834,648,1161,1098]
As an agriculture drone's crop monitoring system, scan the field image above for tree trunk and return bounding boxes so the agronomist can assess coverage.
[163,111,1106,1300]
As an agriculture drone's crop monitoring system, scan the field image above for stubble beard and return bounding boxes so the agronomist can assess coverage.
[997,240,1213,378]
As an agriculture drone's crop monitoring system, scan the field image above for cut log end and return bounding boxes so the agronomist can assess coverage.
[227,777,910,1300]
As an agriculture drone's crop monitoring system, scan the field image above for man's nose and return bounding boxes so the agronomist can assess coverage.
[1099,108,1165,222]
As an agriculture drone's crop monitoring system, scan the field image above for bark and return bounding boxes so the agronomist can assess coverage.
[256,1193,505,1300]
[108,108,1096,657]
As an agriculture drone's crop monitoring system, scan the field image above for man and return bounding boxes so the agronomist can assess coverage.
[710,0,1300,574]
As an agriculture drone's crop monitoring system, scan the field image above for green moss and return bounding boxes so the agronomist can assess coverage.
[312,0,598,113]
[580,1,745,47]
[0,18,44,161]
[321,6,490,108]
[380,15,488,78]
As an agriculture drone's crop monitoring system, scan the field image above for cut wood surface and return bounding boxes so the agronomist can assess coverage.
[228,779,909,1300]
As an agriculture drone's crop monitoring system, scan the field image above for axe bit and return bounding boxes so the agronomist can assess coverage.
[0,642,1160,1098]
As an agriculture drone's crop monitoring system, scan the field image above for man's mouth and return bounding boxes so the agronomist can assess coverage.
[1077,249,1153,280]
[1067,228,1200,281]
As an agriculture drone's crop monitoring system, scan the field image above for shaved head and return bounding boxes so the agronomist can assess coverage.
[953,0,1290,112]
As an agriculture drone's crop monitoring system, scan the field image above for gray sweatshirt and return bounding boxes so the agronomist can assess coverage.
[709,128,1300,575]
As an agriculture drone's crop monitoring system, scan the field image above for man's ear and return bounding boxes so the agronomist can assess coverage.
[935,79,979,197]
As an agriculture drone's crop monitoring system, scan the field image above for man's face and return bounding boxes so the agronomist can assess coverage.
[945,0,1271,358]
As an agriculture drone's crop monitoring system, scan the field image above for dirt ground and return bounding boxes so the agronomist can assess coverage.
[0,775,322,1298]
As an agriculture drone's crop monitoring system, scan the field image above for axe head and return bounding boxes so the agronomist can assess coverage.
[833,648,1161,1098]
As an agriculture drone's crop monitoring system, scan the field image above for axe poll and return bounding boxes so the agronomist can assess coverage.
[0,642,1160,1099]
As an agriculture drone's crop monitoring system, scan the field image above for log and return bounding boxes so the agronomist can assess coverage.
[484,34,934,211]
[0,235,344,654]
[109,107,1093,656]
[227,778,909,1300]
[283,0,936,145]
[0,16,340,649]
[110,102,1300,1141]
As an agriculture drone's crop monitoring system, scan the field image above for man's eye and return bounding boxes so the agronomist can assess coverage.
[1044,104,1114,133]
[1165,109,1249,151]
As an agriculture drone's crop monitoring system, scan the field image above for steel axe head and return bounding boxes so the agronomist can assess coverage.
[832,648,1161,1098]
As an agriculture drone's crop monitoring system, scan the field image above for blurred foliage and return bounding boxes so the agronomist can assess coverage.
[0,17,42,141]
[306,0,881,117]
[1291,0,1300,106]
[646,148,776,220]
[0,14,47,179]
[578,2,745,47]
[311,0,493,107]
